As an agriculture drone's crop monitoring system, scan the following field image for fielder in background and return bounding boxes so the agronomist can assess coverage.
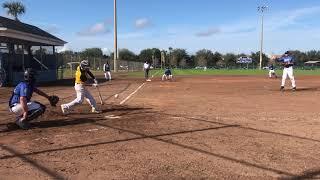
[61,60,101,114]
[162,67,173,81]
[268,64,277,78]
[277,51,296,91]
[103,61,111,81]
[8,68,59,129]
[144,61,151,82]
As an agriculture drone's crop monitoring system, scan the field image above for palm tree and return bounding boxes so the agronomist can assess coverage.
[2,1,26,21]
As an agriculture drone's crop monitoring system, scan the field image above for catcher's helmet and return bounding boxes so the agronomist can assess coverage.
[80,60,90,70]
[24,68,36,82]
[284,51,290,55]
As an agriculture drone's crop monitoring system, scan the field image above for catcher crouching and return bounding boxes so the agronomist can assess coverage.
[8,68,59,129]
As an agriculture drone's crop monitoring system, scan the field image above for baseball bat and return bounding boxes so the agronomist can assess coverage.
[96,86,104,105]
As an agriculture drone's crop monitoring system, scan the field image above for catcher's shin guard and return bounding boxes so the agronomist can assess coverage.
[26,102,46,122]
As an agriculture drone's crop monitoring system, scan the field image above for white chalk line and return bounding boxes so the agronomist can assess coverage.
[119,69,161,105]
[120,83,145,105]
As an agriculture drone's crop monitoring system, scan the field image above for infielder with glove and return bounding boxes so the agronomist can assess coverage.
[276,51,296,91]
[8,68,59,129]
[162,67,173,81]
[268,64,277,79]
[61,60,101,114]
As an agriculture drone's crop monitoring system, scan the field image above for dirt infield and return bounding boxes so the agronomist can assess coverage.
[1,75,320,179]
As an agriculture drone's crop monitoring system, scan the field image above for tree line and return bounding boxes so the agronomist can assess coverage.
[59,48,320,69]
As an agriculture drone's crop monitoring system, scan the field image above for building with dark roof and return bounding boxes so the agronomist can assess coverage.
[0,16,66,86]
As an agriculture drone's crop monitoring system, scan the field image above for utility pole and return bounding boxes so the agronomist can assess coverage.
[114,0,118,72]
[258,5,268,70]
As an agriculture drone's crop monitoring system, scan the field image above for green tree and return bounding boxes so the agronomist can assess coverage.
[306,50,320,61]
[186,55,196,68]
[195,49,214,67]
[118,48,137,61]
[139,48,153,63]
[211,52,223,67]
[171,48,189,68]
[80,48,103,58]
[250,51,269,68]
[151,48,161,66]
[2,1,25,21]
[291,50,308,66]
[223,53,237,68]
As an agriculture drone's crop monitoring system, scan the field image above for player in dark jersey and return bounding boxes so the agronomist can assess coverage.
[162,67,173,81]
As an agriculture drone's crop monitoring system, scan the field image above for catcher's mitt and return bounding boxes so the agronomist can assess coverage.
[48,95,59,107]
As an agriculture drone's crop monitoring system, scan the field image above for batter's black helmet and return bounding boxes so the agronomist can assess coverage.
[80,60,90,70]
[284,51,290,55]
[24,68,36,82]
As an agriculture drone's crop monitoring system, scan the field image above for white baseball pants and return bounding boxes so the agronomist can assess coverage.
[281,66,296,87]
[162,74,173,80]
[104,71,111,80]
[269,70,275,78]
[10,101,41,116]
[63,84,97,110]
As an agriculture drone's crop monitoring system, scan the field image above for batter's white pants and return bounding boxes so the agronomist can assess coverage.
[63,84,97,110]
[162,74,173,80]
[104,71,111,80]
[281,67,296,87]
[269,70,275,78]
[10,101,41,116]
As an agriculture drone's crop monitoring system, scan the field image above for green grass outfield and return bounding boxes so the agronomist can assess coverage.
[59,68,320,79]
[127,69,320,77]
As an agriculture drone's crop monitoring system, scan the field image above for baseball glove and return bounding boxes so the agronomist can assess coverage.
[48,95,59,107]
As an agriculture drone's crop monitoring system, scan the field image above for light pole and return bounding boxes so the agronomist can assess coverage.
[113,0,118,72]
[168,47,172,67]
[258,5,268,70]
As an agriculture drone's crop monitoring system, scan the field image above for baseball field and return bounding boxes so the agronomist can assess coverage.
[1,70,320,179]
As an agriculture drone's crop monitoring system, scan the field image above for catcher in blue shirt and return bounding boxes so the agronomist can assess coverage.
[8,68,59,129]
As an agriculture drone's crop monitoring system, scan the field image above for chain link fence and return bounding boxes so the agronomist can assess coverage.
[57,54,144,79]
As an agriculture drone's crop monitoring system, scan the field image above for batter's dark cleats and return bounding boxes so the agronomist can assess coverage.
[280,86,285,91]
[292,87,296,91]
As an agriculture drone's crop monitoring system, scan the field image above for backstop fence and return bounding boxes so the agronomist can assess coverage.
[56,54,144,79]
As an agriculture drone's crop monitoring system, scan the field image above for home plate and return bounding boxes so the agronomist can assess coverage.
[105,115,121,119]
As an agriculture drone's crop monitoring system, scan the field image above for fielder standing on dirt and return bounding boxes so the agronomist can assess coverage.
[103,61,111,81]
[277,51,296,91]
[61,60,101,114]
[144,61,151,81]
[8,68,59,129]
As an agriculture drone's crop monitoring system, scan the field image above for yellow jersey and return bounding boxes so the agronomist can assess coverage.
[75,66,95,84]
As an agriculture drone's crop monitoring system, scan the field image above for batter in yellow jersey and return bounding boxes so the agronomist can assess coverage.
[61,60,101,114]
[74,65,95,84]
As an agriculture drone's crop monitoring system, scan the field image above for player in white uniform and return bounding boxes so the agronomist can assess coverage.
[144,61,151,82]
[277,51,296,91]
